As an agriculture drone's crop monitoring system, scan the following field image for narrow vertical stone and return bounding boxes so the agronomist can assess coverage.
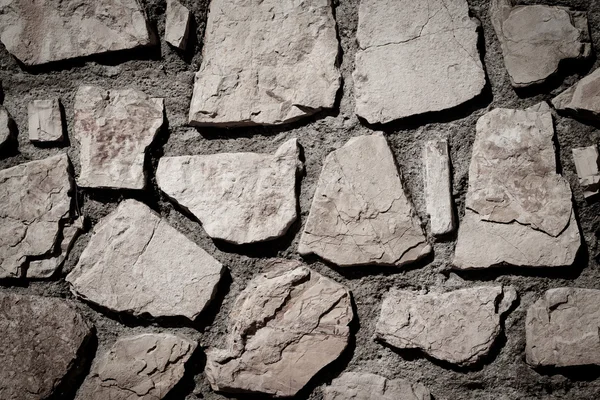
[423,139,455,236]
[28,99,64,143]
[165,0,191,50]
[572,146,600,198]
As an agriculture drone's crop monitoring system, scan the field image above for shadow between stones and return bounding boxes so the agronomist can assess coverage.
[534,364,600,382]
[163,346,207,400]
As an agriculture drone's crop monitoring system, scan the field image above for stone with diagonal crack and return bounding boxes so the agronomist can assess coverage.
[299,133,431,267]
[375,286,517,366]
[66,199,224,321]
[552,67,600,122]
[75,333,196,400]
[188,0,340,127]
[165,0,191,50]
[323,372,432,400]
[28,99,64,143]
[0,104,15,149]
[157,139,302,244]
[205,259,353,397]
[353,0,486,124]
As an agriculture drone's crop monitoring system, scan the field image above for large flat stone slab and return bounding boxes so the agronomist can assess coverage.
[188,0,340,127]
[353,0,485,124]
[205,259,353,397]
[299,133,430,267]
[526,288,600,368]
[323,372,432,400]
[552,67,600,122]
[66,199,224,321]
[0,293,93,400]
[157,139,302,244]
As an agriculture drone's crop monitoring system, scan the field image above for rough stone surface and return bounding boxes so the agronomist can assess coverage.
[375,286,517,366]
[0,0,154,66]
[74,85,164,189]
[0,293,93,400]
[353,0,486,124]
[453,108,581,269]
[572,145,600,199]
[526,288,600,368]
[0,154,72,278]
[157,139,302,244]
[66,199,224,321]
[205,259,353,397]
[323,372,432,400]
[76,333,197,400]
[0,104,14,148]
[165,0,191,50]
[552,67,600,122]
[188,0,340,127]
[423,139,455,236]
[28,99,64,143]
[490,0,591,88]
[299,133,430,267]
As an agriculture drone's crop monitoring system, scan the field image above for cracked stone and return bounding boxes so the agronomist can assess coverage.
[490,0,591,88]
[74,85,164,189]
[0,154,73,279]
[28,99,64,143]
[353,0,486,124]
[572,145,600,199]
[188,0,340,127]
[205,259,353,397]
[552,67,600,122]
[423,139,455,236]
[375,286,517,366]
[453,108,581,270]
[157,139,302,244]
[0,0,154,66]
[75,333,196,400]
[526,288,600,367]
[299,133,431,267]
[66,199,224,321]
[165,0,191,50]
[0,104,15,149]
[0,293,93,400]
[323,372,432,400]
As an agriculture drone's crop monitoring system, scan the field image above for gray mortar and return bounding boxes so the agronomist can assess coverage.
[2,0,600,399]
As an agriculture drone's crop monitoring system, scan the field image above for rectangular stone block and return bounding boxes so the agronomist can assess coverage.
[28,99,64,143]
[572,145,600,198]
[423,139,455,236]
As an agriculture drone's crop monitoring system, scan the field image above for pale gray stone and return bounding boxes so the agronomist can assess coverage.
[323,372,431,400]
[552,67,600,122]
[0,154,72,279]
[299,133,431,267]
[423,139,455,236]
[188,0,340,127]
[490,0,591,88]
[76,333,196,400]
[526,288,600,367]
[28,99,64,143]
[353,0,485,124]
[453,108,580,270]
[375,286,516,366]
[74,85,164,189]
[0,293,93,400]
[205,259,353,397]
[526,101,552,113]
[157,139,302,244]
[66,199,224,321]
[572,146,600,198]
[165,0,191,50]
[0,104,15,148]
[0,0,154,66]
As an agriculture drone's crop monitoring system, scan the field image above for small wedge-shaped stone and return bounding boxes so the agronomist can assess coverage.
[0,293,93,400]
[526,288,600,367]
[206,259,353,397]
[552,67,600,122]
[375,286,517,366]
[0,154,72,278]
[323,372,432,400]
[0,0,153,66]
[353,0,485,124]
[490,0,591,88]
[572,146,600,198]
[453,108,581,269]
[0,104,15,148]
[299,133,430,267]
[28,99,64,143]
[74,85,164,189]
[67,199,224,321]
[75,333,196,400]
[423,140,455,236]
[189,0,340,127]
[157,139,302,244]
[165,0,191,50]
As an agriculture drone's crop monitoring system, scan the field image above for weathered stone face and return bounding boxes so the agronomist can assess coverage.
[375,286,516,366]
[526,288,600,368]
[75,333,196,400]
[165,0,191,50]
[0,293,93,400]
[299,133,431,267]
[423,139,455,236]
[157,139,302,244]
[572,146,600,199]
[188,0,340,127]
[205,259,353,397]
[0,154,73,279]
[0,104,15,148]
[552,67,600,122]
[74,85,164,189]
[490,0,591,88]
[66,199,224,321]
[353,0,485,124]
[323,372,432,400]
[28,99,64,143]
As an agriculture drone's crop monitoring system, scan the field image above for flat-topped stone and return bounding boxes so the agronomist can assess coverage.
[323,372,432,400]
[572,145,600,199]
[423,139,455,236]
[28,99,64,143]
